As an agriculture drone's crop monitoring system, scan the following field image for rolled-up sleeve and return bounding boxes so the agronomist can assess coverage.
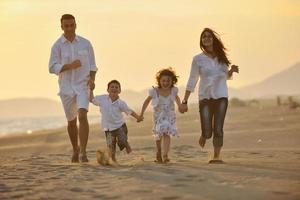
[88,42,97,72]
[186,57,200,92]
[92,95,102,106]
[49,44,63,75]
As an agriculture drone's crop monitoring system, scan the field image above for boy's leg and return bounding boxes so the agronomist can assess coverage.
[116,124,132,154]
[111,135,117,162]
[105,132,117,162]
[162,135,171,163]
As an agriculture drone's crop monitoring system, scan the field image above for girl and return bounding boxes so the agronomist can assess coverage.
[181,28,239,163]
[140,68,183,163]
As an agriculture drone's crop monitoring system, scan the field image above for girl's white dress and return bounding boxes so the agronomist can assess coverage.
[149,87,179,140]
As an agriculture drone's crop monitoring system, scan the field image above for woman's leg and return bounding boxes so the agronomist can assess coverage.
[199,99,214,147]
[162,135,171,162]
[212,98,228,160]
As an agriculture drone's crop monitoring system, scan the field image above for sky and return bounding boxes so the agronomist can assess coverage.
[0,0,299,101]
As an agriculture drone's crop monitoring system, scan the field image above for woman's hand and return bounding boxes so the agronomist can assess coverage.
[230,65,239,73]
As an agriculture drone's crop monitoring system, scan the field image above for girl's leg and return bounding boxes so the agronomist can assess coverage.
[155,138,162,163]
[162,135,171,163]
[199,99,213,147]
[212,98,228,160]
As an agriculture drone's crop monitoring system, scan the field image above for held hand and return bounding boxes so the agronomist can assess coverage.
[137,115,144,122]
[88,79,95,90]
[181,104,188,113]
[230,65,239,73]
[178,104,185,113]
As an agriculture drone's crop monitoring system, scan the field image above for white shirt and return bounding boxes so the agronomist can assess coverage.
[92,95,133,131]
[49,35,97,96]
[186,53,231,100]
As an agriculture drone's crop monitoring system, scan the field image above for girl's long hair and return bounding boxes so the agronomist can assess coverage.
[200,28,231,66]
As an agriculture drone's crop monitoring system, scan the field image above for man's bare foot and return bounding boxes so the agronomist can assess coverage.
[199,136,206,148]
[155,151,163,163]
[71,146,80,163]
[126,143,132,154]
[163,154,170,163]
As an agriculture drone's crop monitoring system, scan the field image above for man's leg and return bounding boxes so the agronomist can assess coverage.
[68,118,79,163]
[60,94,79,162]
[78,108,89,162]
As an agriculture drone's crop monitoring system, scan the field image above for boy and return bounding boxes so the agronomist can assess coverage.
[90,80,143,163]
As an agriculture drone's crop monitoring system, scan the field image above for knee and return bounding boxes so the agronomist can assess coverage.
[214,129,224,138]
[68,119,77,128]
[78,109,87,122]
[202,129,213,139]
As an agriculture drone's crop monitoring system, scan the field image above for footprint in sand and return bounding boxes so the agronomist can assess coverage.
[161,196,181,200]
[170,183,186,187]
[132,189,152,193]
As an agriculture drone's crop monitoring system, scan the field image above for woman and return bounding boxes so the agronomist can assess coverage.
[181,28,239,163]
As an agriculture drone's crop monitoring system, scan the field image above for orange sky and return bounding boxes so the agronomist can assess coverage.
[0,0,299,101]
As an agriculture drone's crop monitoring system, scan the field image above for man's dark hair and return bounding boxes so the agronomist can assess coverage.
[107,80,121,90]
[61,14,75,24]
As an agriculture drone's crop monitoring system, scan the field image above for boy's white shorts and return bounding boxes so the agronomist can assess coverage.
[59,91,89,121]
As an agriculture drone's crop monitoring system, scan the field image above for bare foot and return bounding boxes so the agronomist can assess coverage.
[71,146,80,163]
[80,153,89,163]
[97,148,117,166]
[126,143,132,154]
[199,136,206,148]
[155,151,163,163]
[208,159,225,164]
[163,154,170,163]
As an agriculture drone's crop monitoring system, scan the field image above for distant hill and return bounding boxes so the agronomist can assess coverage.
[237,62,300,98]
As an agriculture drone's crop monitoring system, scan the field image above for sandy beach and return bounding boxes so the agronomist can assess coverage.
[1,104,300,200]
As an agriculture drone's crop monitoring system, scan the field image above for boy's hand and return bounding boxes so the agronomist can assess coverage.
[137,115,144,122]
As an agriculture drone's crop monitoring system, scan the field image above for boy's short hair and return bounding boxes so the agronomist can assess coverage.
[61,14,75,24]
[107,80,121,90]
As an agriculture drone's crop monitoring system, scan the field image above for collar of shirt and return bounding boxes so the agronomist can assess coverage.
[60,34,80,44]
[107,95,120,105]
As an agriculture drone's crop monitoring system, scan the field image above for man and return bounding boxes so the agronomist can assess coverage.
[49,14,97,163]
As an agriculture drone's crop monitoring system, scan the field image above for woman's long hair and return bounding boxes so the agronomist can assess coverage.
[200,28,231,66]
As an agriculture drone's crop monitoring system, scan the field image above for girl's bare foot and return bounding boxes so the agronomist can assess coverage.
[199,136,206,148]
[155,151,163,163]
[163,154,170,163]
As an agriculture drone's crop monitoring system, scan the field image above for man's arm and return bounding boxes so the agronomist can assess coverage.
[49,44,81,74]
[88,71,96,90]
[60,60,81,73]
